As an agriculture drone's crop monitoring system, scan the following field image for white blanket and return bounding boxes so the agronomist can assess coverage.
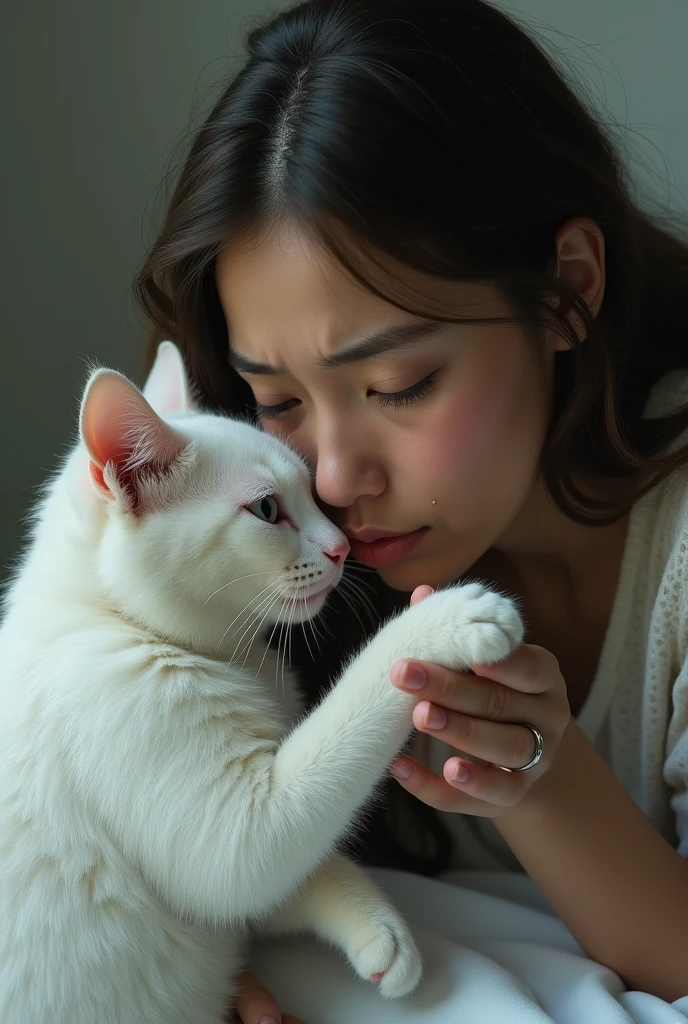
[251,869,688,1023]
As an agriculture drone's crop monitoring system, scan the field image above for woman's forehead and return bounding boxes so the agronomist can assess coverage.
[216,223,503,363]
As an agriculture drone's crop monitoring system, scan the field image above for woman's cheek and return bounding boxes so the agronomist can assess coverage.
[406,390,499,493]
[262,416,311,456]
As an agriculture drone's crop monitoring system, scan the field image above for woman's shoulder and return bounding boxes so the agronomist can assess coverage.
[644,367,688,420]
[636,369,688,542]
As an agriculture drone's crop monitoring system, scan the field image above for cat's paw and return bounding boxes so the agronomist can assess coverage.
[343,902,422,998]
[413,583,523,670]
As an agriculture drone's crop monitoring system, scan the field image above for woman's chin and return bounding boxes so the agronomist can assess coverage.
[376,557,460,593]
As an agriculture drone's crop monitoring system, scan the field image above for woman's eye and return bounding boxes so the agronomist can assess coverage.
[253,371,437,420]
[372,371,438,408]
[248,495,279,524]
[254,398,300,420]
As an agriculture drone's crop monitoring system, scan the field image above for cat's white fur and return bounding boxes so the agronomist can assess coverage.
[0,342,523,1023]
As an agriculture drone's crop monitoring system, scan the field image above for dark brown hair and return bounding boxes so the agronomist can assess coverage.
[134,0,688,873]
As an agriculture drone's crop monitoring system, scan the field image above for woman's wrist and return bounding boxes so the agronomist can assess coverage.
[494,719,688,1000]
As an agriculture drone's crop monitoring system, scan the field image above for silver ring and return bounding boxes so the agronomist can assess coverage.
[502,724,544,773]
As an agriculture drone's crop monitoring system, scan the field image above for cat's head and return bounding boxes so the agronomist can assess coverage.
[78,342,349,653]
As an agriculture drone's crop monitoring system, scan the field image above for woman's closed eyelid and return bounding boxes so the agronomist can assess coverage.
[253,397,301,420]
[369,374,417,390]
[252,366,441,420]
[369,366,439,391]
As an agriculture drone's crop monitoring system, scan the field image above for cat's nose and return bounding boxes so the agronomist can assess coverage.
[324,540,350,566]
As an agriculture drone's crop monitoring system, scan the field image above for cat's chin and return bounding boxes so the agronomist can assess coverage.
[272,583,334,624]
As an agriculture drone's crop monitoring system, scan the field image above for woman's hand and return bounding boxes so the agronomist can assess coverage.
[388,585,570,817]
[231,970,306,1024]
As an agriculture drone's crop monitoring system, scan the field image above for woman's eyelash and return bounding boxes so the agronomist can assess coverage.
[253,371,438,420]
[374,371,437,408]
[254,398,299,420]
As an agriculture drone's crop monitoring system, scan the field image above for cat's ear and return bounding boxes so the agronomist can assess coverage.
[142,340,196,416]
[79,368,187,512]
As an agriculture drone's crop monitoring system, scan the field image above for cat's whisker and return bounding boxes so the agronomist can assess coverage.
[311,607,335,643]
[342,563,379,595]
[256,605,285,681]
[221,581,281,642]
[344,560,379,577]
[341,589,378,628]
[338,576,379,628]
[308,605,330,655]
[335,584,369,637]
[280,594,297,697]
[233,593,283,671]
[341,570,379,611]
[300,607,317,664]
[217,580,282,651]
[228,588,283,665]
[342,568,378,601]
[288,593,295,673]
[284,595,298,697]
[224,592,283,671]
[275,599,289,692]
[307,615,323,658]
[311,610,333,643]
[203,570,282,606]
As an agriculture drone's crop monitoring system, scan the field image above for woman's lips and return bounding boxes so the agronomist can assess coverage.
[345,527,430,568]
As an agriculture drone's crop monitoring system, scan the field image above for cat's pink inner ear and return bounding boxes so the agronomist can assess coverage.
[80,369,186,508]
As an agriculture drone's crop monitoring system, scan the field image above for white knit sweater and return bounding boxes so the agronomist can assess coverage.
[418,371,688,872]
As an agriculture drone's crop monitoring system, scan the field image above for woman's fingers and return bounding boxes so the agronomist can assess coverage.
[388,755,524,814]
[390,658,535,722]
[391,645,569,732]
[411,701,541,770]
[233,970,307,1024]
[473,644,563,695]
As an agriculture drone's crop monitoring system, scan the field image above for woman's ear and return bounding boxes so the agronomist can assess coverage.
[550,216,606,351]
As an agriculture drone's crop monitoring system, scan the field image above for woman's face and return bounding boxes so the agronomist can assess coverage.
[216,222,561,591]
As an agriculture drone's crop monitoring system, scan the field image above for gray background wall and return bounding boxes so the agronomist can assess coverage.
[2,1,687,581]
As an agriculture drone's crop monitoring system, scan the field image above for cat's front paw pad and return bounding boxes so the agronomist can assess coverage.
[432,583,524,668]
[345,907,422,998]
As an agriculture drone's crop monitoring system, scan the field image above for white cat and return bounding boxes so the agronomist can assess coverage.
[0,341,523,1023]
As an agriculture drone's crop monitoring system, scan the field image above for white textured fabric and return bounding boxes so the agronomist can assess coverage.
[417,370,688,871]
[252,868,688,1021]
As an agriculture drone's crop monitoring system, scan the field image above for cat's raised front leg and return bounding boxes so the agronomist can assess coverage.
[77,584,521,925]
[261,853,422,998]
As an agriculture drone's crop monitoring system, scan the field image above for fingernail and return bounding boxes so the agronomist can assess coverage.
[423,703,447,730]
[451,762,470,783]
[389,760,413,779]
[258,1018,278,1024]
[399,662,427,689]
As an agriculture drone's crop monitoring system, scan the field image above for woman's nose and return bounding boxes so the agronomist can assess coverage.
[314,433,386,508]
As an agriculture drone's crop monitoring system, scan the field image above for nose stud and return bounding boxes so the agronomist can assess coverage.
[431,500,437,505]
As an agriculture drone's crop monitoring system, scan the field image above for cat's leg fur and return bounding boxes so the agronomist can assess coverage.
[241,586,522,908]
[260,853,422,998]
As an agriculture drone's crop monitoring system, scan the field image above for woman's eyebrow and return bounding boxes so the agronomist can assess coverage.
[228,321,449,375]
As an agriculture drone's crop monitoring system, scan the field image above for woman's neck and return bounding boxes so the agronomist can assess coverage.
[492,476,630,604]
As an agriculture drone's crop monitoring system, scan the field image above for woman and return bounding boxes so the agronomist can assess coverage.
[135,0,688,1019]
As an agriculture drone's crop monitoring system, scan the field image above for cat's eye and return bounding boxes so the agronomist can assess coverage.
[248,495,279,524]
